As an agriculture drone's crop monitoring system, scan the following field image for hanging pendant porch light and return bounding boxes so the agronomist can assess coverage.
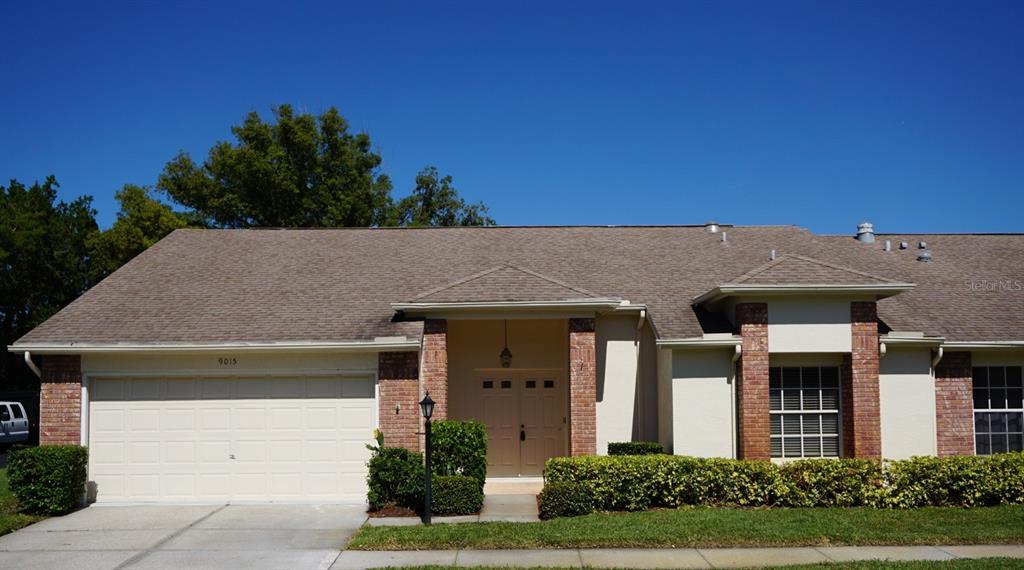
[500,320,513,368]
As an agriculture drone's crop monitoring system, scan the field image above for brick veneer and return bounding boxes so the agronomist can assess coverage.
[568,318,597,456]
[377,351,421,451]
[421,319,449,421]
[736,303,770,460]
[935,352,974,456]
[841,301,882,459]
[39,355,82,446]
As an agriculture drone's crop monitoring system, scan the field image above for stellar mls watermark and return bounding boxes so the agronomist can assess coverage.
[966,279,1023,292]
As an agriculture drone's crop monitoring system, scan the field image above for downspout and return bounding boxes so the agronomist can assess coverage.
[634,309,647,440]
[931,346,944,371]
[879,342,887,359]
[24,351,42,379]
[730,344,741,459]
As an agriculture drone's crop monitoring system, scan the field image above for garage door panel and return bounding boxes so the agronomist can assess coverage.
[89,375,375,503]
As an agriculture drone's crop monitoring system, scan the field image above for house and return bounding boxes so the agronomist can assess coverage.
[9,223,1024,503]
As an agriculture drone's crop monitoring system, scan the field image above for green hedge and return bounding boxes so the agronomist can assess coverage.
[367,445,424,511]
[432,475,484,515]
[543,452,1024,513]
[432,420,487,487]
[607,441,664,456]
[7,445,88,515]
[538,481,594,519]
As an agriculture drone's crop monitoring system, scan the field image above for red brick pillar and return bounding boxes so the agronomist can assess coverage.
[736,303,770,460]
[39,355,82,446]
[378,351,421,451]
[935,352,974,456]
[421,319,449,421]
[841,301,882,458]
[568,318,597,456]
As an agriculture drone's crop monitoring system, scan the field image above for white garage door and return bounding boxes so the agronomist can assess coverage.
[88,376,375,503]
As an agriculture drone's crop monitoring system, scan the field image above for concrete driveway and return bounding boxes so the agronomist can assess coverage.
[0,504,368,570]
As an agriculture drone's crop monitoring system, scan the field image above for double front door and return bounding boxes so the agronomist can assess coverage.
[477,369,567,477]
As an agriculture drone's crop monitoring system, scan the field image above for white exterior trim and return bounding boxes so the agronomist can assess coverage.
[693,283,916,305]
[392,299,624,313]
[656,336,742,349]
[8,339,419,354]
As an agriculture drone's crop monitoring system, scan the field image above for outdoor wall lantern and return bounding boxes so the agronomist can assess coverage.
[500,320,513,368]
[419,392,435,524]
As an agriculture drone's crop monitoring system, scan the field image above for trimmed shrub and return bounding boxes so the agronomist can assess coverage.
[541,451,1024,516]
[539,481,594,519]
[7,445,88,515]
[431,420,487,487]
[367,446,424,511]
[432,475,484,515]
[608,441,664,456]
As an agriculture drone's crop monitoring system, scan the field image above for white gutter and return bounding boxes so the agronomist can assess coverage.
[693,283,916,305]
[941,341,1024,349]
[879,334,945,348]
[23,351,42,378]
[391,299,624,312]
[656,336,742,349]
[7,339,421,355]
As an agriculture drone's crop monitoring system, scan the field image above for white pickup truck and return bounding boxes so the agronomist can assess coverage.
[0,401,30,447]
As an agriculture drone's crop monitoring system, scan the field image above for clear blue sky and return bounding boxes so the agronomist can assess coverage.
[2,0,1021,233]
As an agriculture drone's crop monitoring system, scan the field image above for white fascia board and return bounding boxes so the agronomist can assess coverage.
[7,339,421,355]
[941,341,1024,350]
[693,283,916,305]
[880,334,945,347]
[656,336,742,349]
[391,299,624,313]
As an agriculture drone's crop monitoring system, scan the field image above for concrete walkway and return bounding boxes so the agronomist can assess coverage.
[334,545,1024,569]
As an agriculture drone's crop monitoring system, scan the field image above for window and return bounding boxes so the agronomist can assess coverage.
[770,366,841,458]
[525,380,536,389]
[0,406,9,422]
[500,380,512,389]
[973,366,1024,455]
[482,380,493,389]
[544,380,555,389]
[11,405,23,419]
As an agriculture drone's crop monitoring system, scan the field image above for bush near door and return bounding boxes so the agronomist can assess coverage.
[538,481,594,519]
[607,441,664,456]
[7,445,88,515]
[431,420,487,487]
[543,452,1024,514]
[367,442,424,511]
[432,475,484,515]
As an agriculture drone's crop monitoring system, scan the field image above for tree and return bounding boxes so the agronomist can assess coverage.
[88,185,191,281]
[157,105,394,228]
[0,177,98,387]
[392,167,495,227]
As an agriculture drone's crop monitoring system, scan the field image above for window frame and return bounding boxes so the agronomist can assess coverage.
[972,366,1024,455]
[769,365,842,459]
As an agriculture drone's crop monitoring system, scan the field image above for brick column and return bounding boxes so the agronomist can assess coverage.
[736,303,770,460]
[841,301,882,458]
[378,351,421,451]
[568,318,597,456]
[39,355,82,446]
[421,319,449,420]
[935,352,974,456]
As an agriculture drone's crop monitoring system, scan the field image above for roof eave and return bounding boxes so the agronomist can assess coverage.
[391,299,625,314]
[693,283,917,305]
[7,339,421,355]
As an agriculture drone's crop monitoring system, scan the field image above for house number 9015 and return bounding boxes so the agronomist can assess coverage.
[218,357,238,366]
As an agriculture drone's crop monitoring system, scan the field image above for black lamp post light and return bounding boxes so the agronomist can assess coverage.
[419,392,435,524]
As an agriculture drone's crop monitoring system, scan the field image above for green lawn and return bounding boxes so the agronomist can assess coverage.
[348,506,1024,550]
[375,562,1024,570]
[0,467,44,536]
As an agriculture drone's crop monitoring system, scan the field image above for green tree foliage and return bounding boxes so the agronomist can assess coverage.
[0,177,98,385]
[392,166,494,227]
[87,185,190,281]
[157,105,395,228]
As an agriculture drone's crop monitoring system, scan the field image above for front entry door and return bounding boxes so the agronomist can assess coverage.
[477,370,566,477]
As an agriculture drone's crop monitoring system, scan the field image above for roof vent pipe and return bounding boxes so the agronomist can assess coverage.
[883,240,892,252]
[769,249,777,261]
[856,221,876,243]
[900,241,909,250]
[917,251,933,262]
[918,241,928,249]
[721,232,727,243]
[704,221,720,233]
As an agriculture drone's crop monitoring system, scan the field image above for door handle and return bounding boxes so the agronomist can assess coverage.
[520,429,526,442]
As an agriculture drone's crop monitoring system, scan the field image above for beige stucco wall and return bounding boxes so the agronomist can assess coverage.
[668,348,735,458]
[82,351,379,376]
[657,348,674,451]
[973,350,1024,367]
[879,347,937,459]
[767,298,852,353]
[446,319,568,421]
[595,315,658,454]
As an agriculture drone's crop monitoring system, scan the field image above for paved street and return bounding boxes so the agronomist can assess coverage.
[0,504,367,570]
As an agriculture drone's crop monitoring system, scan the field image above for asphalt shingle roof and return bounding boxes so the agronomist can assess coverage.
[14,226,1024,345]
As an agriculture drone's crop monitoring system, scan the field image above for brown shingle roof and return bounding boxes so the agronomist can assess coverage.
[410,264,602,303]
[727,254,905,286]
[13,226,1024,345]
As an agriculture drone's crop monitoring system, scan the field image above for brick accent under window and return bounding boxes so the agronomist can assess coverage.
[568,318,597,456]
[935,352,974,457]
[736,303,770,460]
[378,351,421,451]
[40,355,82,446]
[421,319,449,421]
[841,301,882,459]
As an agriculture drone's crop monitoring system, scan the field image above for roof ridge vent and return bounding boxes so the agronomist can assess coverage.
[856,221,876,243]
